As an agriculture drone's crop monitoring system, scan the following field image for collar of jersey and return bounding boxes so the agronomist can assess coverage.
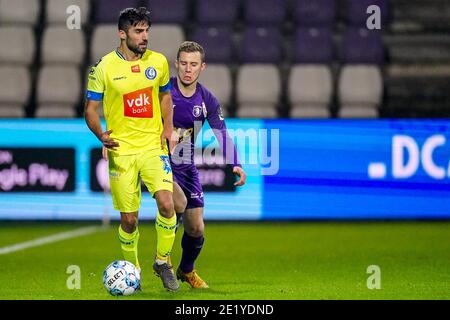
[115,48,146,61]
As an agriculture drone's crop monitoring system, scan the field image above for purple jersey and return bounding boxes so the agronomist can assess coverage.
[170,77,240,209]
[170,77,240,167]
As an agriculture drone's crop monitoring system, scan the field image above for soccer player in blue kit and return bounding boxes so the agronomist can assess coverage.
[170,41,246,289]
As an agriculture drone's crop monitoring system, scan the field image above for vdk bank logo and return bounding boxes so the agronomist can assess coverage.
[368,135,450,180]
[123,87,153,118]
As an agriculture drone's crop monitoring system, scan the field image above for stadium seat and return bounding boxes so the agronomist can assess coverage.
[236,64,280,118]
[0,66,30,117]
[343,0,389,28]
[288,65,333,118]
[142,0,188,24]
[244,0,287,27]
[384,64,450,118]
[198,64,232,113]
[390,0,450,33]
[192,26,233,63]
[293,27,334,64]
[240,27,283,63]
[90,24,119,63]
[147,24,184,65]
[340,28,385,65]
[384,34,450,65]
[94,0,139,24]
[293,0,336,27]
[337,65,383,118]
[196,0,239,26]
[0,26,35,65]
[0,0,40,26]
[290,27,334,118]
[41,26,85,65]
[36,66,81,118]
[338,106,379,118]
[46,0,91,25]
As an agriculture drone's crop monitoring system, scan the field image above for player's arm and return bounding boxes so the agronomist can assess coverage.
[84,99,119,150]
[84,61,119,150]
[159,91,177,153]
[206,100,246,187]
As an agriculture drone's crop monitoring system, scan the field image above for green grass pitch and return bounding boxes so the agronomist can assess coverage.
[0,221,449,300]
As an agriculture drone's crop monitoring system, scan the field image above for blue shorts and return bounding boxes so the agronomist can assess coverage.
[172,163,204,209]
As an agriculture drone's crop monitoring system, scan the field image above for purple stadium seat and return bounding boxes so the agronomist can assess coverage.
[340,28,385,64]
[196,0,239,26]
[344,0,389,27]
[94,0,139,24]
[244,0,287,26]
[240,27,282,63]
[192,27,233,63]
[294,28,334,63]
[142,0,187,24]
[294,0,336,27]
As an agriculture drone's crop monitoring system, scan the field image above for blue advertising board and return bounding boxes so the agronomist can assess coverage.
[0,119,449,220]
[263,120,450,219]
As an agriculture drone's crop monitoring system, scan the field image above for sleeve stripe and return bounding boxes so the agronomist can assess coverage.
[159,81,172,93]
[86,90,103,101]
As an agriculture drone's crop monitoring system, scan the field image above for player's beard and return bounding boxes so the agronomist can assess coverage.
[126,38,147,55]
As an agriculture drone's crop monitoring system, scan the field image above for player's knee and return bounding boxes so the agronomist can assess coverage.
[157,199,175,218]
[185,222,204,238]
[121,213,138,233]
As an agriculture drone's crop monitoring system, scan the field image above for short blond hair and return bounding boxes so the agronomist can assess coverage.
[177,41,205,62]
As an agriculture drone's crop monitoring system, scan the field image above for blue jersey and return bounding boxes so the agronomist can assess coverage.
[170,77,240,167]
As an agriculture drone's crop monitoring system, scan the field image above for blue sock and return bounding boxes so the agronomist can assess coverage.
[180,232,204,273]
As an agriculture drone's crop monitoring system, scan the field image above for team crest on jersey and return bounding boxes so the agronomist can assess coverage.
[145,67,157,80]
[193,105,202,117]
[160,156,172,174]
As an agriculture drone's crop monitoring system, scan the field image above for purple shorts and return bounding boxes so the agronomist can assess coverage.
[172,163,204,209]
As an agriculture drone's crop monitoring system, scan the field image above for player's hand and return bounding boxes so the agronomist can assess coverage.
[102,146,108,160]
[161,127,178,154]
[233,166,246,186]
[100,130,119,150]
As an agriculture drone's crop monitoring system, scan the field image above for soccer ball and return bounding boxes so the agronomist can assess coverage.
[103,260,141,296]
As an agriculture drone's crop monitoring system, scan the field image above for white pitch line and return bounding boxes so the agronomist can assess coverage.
[0,225,103,255]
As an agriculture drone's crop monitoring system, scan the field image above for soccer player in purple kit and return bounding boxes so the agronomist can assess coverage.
[170,41,246,289]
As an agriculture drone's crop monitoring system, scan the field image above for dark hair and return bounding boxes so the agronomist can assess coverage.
[118,7,151,32]
[177,41,205,62]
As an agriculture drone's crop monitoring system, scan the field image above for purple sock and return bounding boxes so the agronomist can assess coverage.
[180,232,204,273]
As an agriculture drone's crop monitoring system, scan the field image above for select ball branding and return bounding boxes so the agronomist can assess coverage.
[107,269,124,287]
[0,148,75,192]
